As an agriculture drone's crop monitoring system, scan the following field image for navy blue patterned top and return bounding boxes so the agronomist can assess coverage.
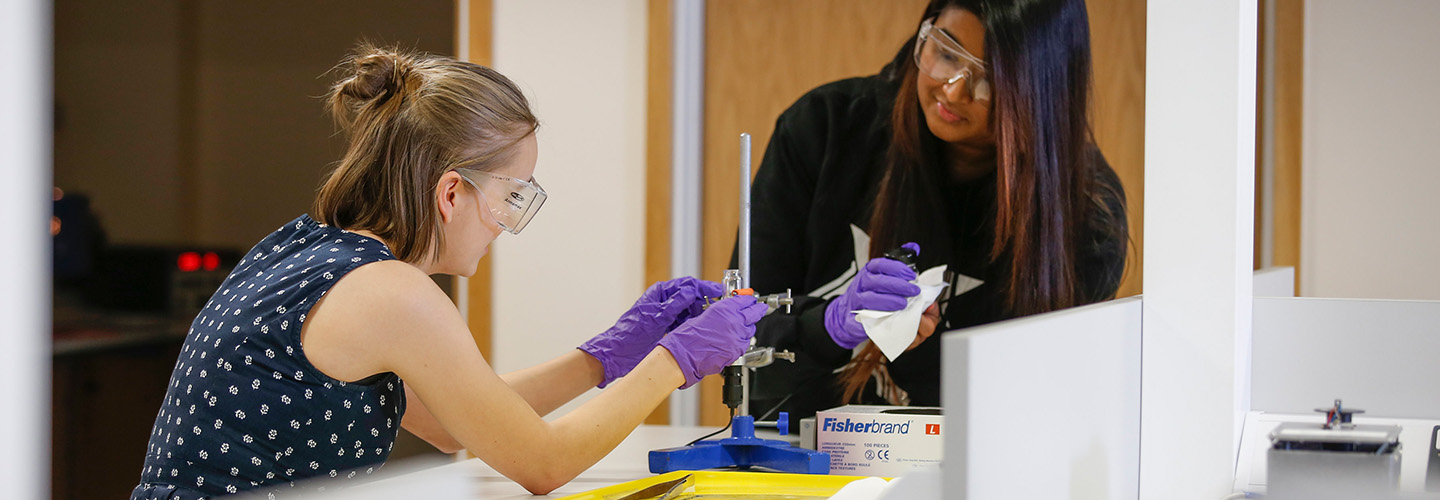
[132,215,407,499]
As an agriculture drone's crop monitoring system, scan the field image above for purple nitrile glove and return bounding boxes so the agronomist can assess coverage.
[658,295,767,389]
[668,279,726,333]
[580,277,725,388]
[823,243,923,349]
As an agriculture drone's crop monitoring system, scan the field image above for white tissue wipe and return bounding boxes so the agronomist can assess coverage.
[827,476,891,500]
[852,265,948,361]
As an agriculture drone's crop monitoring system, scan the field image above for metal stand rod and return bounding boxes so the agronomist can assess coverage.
[648,133,826,474]
[737,132,753,416]
[739,133,751,288]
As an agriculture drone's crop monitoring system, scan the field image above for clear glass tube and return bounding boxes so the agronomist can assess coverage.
[722,269,742,296]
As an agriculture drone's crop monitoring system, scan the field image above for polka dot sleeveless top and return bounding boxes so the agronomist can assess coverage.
[132,215,406,499]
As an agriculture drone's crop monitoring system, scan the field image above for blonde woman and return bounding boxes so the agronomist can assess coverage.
[131,46,762,499]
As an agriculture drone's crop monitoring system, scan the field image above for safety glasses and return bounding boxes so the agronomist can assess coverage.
[913,18,992,101]
[456,169,547,235]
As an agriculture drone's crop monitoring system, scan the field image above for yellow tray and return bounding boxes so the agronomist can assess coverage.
[557,470,876,500]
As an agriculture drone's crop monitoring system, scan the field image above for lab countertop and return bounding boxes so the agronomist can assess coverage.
[52,294,190,356]
[354,424,725,499]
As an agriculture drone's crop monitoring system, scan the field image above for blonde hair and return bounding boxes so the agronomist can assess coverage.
[315,43,538,263]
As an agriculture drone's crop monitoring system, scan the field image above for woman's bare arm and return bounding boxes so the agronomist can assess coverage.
[304,261,681,494]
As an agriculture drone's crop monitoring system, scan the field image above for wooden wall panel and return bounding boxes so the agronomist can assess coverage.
[643,0,673,425]
[1272,0,1303,289]
[462,0,494,361]
[466,0,492,67]
[1087,0,1147,298]
[699,0,928,427]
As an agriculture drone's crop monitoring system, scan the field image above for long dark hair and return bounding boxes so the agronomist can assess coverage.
[842,0,1123,403]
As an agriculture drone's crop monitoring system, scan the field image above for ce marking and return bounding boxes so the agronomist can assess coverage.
[864,449,891,461]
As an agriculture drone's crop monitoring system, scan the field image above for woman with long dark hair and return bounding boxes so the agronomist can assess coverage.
[743,0,1128,419]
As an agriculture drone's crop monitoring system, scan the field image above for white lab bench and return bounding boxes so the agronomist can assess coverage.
[344,425,724,499]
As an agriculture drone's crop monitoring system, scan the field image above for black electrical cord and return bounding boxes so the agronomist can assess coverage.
[754,392,796,423]
[685,407,736,446]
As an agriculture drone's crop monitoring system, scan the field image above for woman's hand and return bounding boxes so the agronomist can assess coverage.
[823,255,921,349]
[579,277,723,387]
[658,295,766,388]
[908,302,941,351]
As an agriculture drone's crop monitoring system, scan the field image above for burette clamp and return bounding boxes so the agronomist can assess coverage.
[705,274,794,315]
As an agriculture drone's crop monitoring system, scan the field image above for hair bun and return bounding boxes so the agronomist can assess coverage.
[340,51,404,100]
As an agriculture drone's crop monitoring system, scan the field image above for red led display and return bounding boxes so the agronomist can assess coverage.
[202,252,220,271]
[177,252,201,272]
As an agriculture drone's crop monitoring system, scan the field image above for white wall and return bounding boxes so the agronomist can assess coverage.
[490,0,650,416]
[1302,1,1440,300]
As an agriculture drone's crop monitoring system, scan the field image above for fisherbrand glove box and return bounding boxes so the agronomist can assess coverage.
[816,405,943,476]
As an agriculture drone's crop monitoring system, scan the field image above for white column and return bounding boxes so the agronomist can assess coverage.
[491,0,650,416]
[0,0,51,497]
[1141,1,1257,498]
[668,0,705,427]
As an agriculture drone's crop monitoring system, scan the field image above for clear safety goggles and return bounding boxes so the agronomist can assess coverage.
[456,169,547,235]
[913,18,992,101]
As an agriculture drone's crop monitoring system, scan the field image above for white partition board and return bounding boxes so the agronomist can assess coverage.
[1252,297,1440,419]
[943,297,1142,500]
[1253,267,1296,297]
[1,0,49,497]
[1142,1,1257,497]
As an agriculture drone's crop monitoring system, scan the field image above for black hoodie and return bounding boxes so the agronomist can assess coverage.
[733,72,1128,421]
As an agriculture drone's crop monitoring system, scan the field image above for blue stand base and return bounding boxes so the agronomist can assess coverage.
[649,415,830,474]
